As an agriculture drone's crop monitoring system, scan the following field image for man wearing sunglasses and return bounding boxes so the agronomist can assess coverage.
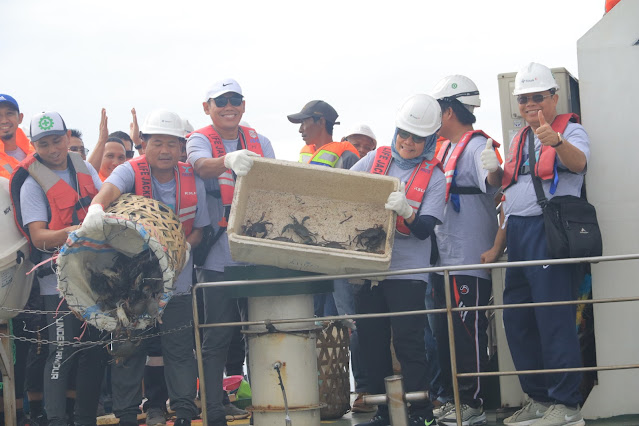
[427,75,502,425]
[485,62,589,426]
[68,129,89,160]
[187,78,275,426]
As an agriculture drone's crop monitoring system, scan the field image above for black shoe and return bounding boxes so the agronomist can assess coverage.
[174,419,191,426]
[207,417,228,426]
[355,413,391,426]
[409,414,437,425]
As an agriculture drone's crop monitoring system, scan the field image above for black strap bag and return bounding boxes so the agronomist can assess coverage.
[528,131,603,259]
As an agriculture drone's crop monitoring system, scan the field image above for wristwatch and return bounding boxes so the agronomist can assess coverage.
[551,132,564,148]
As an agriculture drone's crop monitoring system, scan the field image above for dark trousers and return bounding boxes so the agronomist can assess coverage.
[504,215,583,406]
[43,295,107,426]
[354,279,433,417]
[112,294,198,423]
[198,269,245,423]
[431,273,491,407]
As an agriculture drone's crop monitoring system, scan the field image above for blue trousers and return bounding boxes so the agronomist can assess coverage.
[504,215,583,406]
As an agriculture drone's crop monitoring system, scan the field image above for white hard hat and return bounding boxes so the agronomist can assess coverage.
[140,109,185,138]
[431,75,481,108]
[395,94,441,138]
[345,123,377,143]
[513,62,560,95]
[183,119,194,136]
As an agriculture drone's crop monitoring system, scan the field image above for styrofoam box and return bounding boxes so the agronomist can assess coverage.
[227,157,399,274]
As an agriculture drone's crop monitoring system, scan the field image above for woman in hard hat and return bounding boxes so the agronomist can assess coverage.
[349,94,445,426]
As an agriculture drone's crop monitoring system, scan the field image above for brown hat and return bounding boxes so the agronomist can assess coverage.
[287,100,340,125]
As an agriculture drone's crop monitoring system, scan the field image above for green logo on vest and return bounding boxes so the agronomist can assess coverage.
[38,115,54,131]
[451,83,458,89]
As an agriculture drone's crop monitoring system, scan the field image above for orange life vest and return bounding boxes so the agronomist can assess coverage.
[129,156,198,236]
[370,146,441,236]
[298,141,359,167]
[436,130,500,202]
[1,128,34,179]
[10,152,98,241]
[190,125,263,208]
[502,113,579,190]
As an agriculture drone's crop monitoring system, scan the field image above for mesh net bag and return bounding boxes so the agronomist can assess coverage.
[57,194,186,331]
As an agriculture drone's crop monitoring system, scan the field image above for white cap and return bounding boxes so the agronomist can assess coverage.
[140,109,185,139]
[344,123,377,143]
[204,78,242,101]
[513,62,560,95]
[30,111,67,142]
[395,94,441,137]
[431,75,481,110]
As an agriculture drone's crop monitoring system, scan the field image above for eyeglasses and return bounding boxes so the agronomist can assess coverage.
[69,146,89,155]
[213,95,243,108]
[517,94,553,105]
[397,129,427,144]
[126,150,135,159]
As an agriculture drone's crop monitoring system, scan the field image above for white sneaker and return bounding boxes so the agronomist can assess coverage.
[504,399,551,425]
[439,404,486,425]
[530,404,585,426]
[434,401,455,419]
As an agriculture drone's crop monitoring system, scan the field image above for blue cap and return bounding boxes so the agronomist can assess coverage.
[0,94,19,112]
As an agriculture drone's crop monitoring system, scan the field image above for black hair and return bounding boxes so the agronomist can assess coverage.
[70,129,83,140]
[106,137,126,147]
[437,98,476,125]
[109,131,132,143]
[313,116,334,136]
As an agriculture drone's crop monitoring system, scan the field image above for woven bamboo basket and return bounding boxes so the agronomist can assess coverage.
[57,194,187,331]
[317,321,351,419]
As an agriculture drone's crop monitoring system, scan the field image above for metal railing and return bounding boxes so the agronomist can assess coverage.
[192,253,639,425]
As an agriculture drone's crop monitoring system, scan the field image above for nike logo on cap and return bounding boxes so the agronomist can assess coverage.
[542,265,549,269]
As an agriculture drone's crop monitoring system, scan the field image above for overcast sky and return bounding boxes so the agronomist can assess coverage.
[3,0,604,161]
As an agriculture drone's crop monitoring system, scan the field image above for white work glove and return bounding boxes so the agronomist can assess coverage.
[184,242,191,266]
[480,138,500,172]
[385,183,413,219]
[81,204,105,232]
[223,149,259,176]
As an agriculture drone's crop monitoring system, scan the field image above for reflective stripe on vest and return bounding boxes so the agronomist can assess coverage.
[370,146,441,236]
[190,125,264,206]
[298,141,360,168]
[436,130,498,202]
[502,113,579,190]
[129,156,198,236]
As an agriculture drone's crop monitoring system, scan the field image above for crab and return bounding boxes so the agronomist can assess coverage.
[353,224,387,252]
[318,237,349,250]
[242,212,273,238]
[281,215,317,244]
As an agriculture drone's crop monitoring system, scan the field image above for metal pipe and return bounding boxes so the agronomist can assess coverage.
[385,375,409,426]
[444,271,462,426]
[191,288,207,426]
[192,253,639,290]
[363,390,429,406]
[456,363,639,377]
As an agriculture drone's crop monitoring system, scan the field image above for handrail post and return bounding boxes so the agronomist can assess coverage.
[192,287,207,425]
[385,375,409,426]
[444,270,462,426]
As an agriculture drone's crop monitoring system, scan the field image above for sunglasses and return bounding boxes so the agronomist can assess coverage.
[69,146,89,155]
[397,129,427,144]
[517,94,552,105]
[213,95,243,108]
[126,150,135,159]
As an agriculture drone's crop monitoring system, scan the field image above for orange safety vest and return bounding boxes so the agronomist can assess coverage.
[0,128,34,179]
[10,152,98,244]
[370,146,441,236]
[129,156,198,236]
[298,141,360,167]
[436,130,500,202]
[190,125,264,208]
[502,113,579,190]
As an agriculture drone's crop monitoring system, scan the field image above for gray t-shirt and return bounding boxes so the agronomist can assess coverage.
[503,122,590,218]
[106,161,210,293]
[6,147,27,162]
[186,130,276,272]
[20,161,102,295]
[350,149,446,282]
[435,134,499,280]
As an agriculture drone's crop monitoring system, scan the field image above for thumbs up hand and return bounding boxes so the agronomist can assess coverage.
[480,138,500,172]
[535,110,561,147]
